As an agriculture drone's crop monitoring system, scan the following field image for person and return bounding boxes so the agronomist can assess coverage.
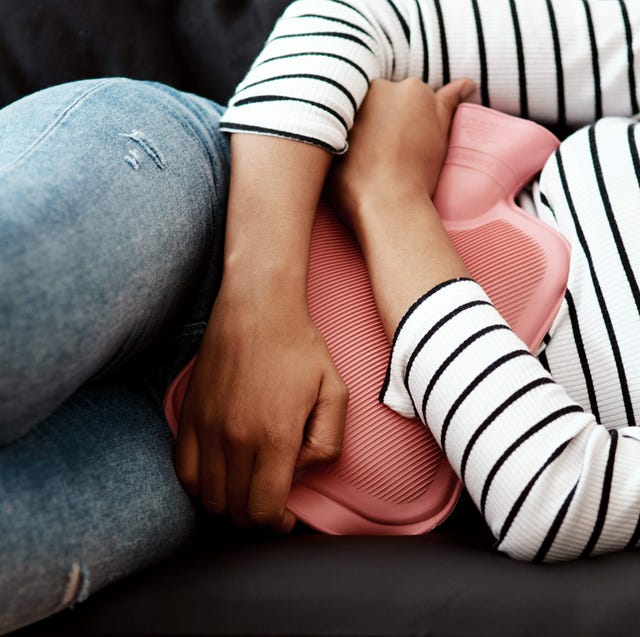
[186,0,640,561]
[1,0,639,633]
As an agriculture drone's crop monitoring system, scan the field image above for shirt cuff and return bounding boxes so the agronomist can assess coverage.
[379,278,505,418]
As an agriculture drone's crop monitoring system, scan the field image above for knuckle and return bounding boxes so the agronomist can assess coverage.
[324,444,342,463]
[248,505,282,527]
[308,438,342,463]
[264,427,295,452]
[222,425,253,450]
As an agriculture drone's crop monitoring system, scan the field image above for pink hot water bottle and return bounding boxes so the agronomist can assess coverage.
[163,104,570,535]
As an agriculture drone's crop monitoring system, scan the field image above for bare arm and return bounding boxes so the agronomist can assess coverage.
[176,135,349,532]
[332,79,640,562]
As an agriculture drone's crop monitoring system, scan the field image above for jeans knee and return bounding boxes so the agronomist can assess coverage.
[112,79,229,176]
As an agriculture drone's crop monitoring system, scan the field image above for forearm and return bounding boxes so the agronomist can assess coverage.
[221,134,332,309]
[178,135,342,532]
[380,275,640,562]
[361,199,640,562]
[355,193,468,340]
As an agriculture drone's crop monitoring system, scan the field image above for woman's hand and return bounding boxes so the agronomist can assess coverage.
[176,284,347,532]
[175,135,348,533]
[328,77,475,240]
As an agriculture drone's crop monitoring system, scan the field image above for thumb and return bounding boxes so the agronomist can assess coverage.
[436,78,476,117]
[295,373,348,474]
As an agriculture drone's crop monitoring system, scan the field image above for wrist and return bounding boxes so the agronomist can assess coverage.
[221,134,332,306]
[353,194,469,339]
[220,256,309,311]
[354,191,434,257]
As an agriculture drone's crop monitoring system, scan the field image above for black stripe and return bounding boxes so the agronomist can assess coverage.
[441,349,531,455]
[509,0,528,118]
[557,148,635,424]
[233,95,349,133]
[545,0,566,127]
[239,73,358,114]
[323,0,396,69]
[471,0,489,107]
[297,14,371,37]
[564,289,600,421]
[534,482,578,562]
[255,52,370,84]
[378,278,475,403]
[433,0,450,85]
[581,429,619,558]
[590,124,640,317]
[219,122,339,153]
[460,377,556,483]
[386,0,410,42]
[404,300,492,393]
[625,511,640,550]
[319,0,397,76]
[480,405,584,515]
[619,1,639,114]
[537,348,551,374]
[323,0,376,30]
[538,190,558,222]
[628,123,640,188]
[416,0,429,83]
[498,439,572,544]
[271,30,373,54]
[582,0,602,119]
[421,325,511,422]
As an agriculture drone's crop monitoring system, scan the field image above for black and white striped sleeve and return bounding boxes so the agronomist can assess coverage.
[380,278,640,562]
[219,0,640,153]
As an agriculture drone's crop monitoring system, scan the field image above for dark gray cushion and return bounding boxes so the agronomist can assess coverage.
[15,522,640,637]
[0,0,290,109]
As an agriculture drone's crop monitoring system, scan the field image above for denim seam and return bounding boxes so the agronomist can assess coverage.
[0,78,120,174]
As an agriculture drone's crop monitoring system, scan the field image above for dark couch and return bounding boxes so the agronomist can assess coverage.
[5,2,640,636]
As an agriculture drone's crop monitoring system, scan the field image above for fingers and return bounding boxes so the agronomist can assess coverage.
[296,372,348,473]
[249,442,300,534]
[175,421,201,499]
[224,444,256,527]
[436,78,476,118]
[198,430,228,516]
[239,368,347,532]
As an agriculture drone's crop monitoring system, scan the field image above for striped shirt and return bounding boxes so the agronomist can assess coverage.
[219,0,640,562]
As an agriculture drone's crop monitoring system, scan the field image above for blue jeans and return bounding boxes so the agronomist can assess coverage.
[0,78,230,634]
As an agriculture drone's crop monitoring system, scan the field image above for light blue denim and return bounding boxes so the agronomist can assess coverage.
[0,78,230,634]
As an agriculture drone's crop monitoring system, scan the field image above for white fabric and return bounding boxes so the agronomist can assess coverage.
[219,0,640,561]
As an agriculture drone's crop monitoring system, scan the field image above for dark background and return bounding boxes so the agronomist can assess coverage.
[0,0,291,109]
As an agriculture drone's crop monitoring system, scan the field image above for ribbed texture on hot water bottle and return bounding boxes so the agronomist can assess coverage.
[306,203,445,506]
[449,219,546,330]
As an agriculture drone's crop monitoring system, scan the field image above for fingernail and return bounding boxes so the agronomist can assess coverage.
[462,82,476,100]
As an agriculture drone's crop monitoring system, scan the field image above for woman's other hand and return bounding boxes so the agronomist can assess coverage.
[328,77,475,240]
[328,78,474,340]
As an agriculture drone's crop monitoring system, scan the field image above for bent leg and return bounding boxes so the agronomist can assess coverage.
[0,371,203,634]
[0,79,231,632]
[0,78,229,443]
